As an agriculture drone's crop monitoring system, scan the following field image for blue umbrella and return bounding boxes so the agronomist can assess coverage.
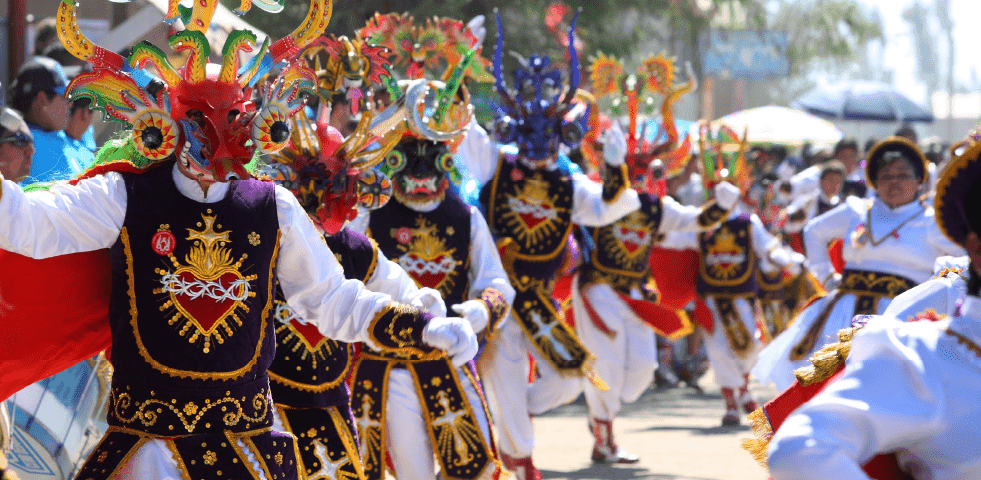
[793,81,934,123]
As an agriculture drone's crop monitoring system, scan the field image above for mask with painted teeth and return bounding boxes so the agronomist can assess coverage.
[388,138,453,209]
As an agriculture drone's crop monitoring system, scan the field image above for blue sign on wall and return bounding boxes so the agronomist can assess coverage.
[700,30,789,79]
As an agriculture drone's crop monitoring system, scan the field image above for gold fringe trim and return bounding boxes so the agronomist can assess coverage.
[584,364,610,392]
[793,326,858,386]
[934,266,965,279]
[740,407,773,469]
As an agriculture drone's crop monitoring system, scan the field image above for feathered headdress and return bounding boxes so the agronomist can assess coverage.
[697,121,751,200]
[588,53,696,186]
[358,12,492,84]
[58,0,330,182]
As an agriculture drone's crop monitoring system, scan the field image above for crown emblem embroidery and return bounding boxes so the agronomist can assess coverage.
[393,217,461,295]
[704,226,746,279]
[156,212,256,353]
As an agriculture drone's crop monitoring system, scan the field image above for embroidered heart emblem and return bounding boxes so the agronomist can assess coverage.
[290,320,330,352]
[400,252,457,293]
[169,269,249,333]
[509,197,557,233]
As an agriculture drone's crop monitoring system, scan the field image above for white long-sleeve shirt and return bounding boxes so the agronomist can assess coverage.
[455,120,641,227]
[0,164,401,348]
[768,295,981,480]
[803,196,964,285]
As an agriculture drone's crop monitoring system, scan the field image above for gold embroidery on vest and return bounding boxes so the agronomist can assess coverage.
[155,213,256,354]
[391,216,463,296]
[125,227,280,380]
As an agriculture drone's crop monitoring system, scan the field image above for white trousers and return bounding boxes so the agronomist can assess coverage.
[384,365,494,480]
[573,279,658,421]
[701,295,761,389]
[478,317,583,458]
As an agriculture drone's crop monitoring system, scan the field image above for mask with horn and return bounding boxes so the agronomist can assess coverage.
[260,103,395,235]
[260,32,397,235]
[299,34,392,118]
[492,9,588,166]
[57,0,331,182]
[368,50,476,210]
[697,121,752,203]
[359,12,492,83]
[589,53,696,193]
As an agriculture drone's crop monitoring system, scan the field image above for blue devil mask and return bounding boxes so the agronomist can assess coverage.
[492,10,587,165]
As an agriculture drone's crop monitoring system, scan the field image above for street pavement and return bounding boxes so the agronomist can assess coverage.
[529,373,778,480]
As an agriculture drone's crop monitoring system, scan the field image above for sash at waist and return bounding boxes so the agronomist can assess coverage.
[837,269,916,297]
[106,374,272,436]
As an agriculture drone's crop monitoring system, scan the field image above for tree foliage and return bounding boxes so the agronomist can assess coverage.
[770,0,883,76]
[230,0,881,107]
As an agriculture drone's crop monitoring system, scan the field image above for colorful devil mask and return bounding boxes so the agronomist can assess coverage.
[698,121,751,202]
[368,56,473,211]
[262,101,395,235]
[492,10,587,165]
[589,53,696,191]
[57,0,330,182]
[381,137,463,210]
[300,35,391,117]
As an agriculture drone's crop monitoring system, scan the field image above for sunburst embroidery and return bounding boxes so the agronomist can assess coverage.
[155,213,256,354]
[501,173,568,249]
[392,217,461,296]
[273,300,339,369]
[602,211,652,266]
[704,226,747,280]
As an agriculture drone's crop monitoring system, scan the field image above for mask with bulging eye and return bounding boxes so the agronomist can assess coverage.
[57,0,330,182]
[382,138,458,209]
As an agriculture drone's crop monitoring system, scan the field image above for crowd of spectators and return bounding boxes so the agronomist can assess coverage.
[1,20,97,185]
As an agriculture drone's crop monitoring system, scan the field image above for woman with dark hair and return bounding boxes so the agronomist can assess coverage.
[766,127,981,480]
[753,137,964,390]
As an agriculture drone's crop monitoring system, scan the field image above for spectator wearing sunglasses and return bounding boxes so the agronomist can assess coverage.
[8,56,94,184]
[0,106,35,183]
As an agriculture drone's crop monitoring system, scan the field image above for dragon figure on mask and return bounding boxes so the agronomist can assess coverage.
[59,0,329,182]
[358,12,493,83]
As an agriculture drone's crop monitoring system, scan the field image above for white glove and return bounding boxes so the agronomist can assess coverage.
[422,317,479,367]
[451,300,490,334]
[411,287,447,318]
[786,252,806,276]
[467,15,487,45]
[713,181,740,209]
[598,122,627,166]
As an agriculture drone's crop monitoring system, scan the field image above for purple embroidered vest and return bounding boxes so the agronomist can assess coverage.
[480,153,573,284]
[697,214,758,296]
[107,163,279,435]
[267,228,375,408]
[581,192,663,298]
[370,191,472,308]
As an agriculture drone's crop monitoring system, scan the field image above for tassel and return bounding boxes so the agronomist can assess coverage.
[740,407,774,469]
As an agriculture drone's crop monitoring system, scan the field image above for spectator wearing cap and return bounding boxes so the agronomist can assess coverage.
[9,56,94,184]
[0,106,35,183]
